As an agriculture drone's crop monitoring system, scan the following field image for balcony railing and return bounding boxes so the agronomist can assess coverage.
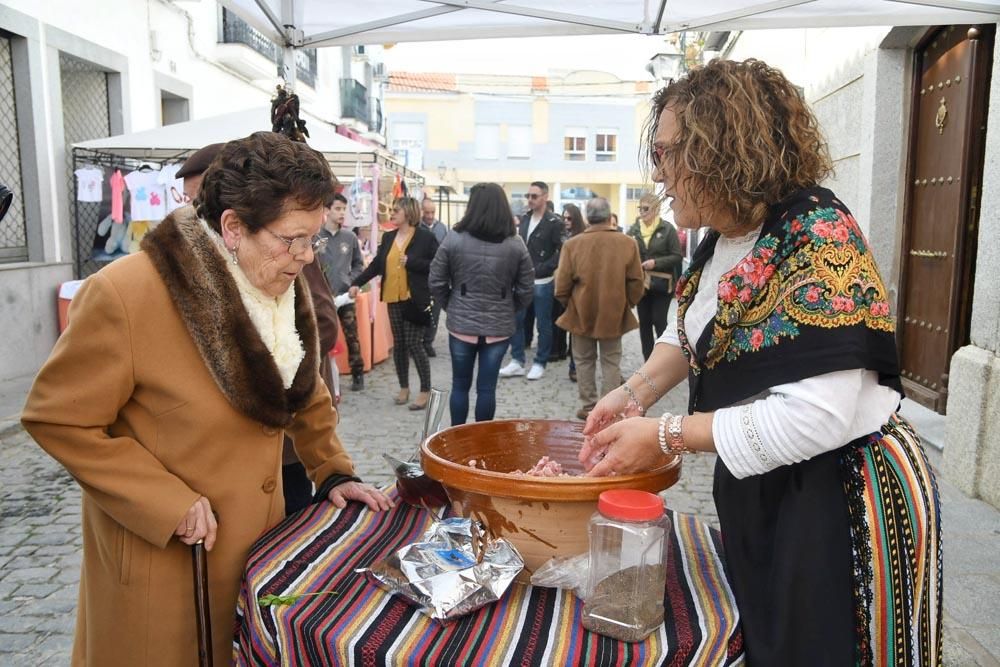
[340,78,370,124]
[220,8,317,88]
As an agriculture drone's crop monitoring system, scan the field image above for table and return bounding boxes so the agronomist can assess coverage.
[234,490,744,666]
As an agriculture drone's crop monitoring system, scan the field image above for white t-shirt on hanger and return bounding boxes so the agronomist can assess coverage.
[74,167,104,203]
[124,169,167,220]
[158,163,186,213]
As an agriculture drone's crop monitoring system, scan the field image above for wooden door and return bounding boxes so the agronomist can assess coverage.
[899,25,994,413]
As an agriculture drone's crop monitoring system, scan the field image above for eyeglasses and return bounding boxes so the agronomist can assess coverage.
[263,227,328,256]
[651,144,667,168]
[526,193,541,200]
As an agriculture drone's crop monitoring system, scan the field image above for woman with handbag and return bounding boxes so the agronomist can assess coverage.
[350,196,439,410]
[627,193,683,360]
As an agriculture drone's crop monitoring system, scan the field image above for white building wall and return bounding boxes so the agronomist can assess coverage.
[0,0,376,382]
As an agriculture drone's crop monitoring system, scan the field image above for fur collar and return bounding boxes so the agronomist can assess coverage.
[141,207,318,427]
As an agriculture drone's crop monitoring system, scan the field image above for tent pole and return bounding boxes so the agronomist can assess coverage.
[280,0,295,92]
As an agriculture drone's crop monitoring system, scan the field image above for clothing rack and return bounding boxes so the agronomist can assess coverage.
[71,147,192,279]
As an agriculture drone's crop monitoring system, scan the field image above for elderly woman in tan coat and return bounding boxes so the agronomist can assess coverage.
[555,197,645,420]
[21,132,392,666]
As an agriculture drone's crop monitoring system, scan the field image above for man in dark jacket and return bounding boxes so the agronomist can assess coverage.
[499,181,563,381]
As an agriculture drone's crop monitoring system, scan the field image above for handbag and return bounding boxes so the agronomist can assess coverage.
[643,270,674,294]
[401,297,433,326]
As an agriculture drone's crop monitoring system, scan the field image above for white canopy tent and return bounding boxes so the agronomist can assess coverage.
[73,107,420,181]
[221,0,1000,85]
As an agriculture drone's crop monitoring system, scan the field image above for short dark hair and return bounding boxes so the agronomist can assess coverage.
[454,183,515,243]
[332,192,347,205]
[197,132,336,233]
[529,181,549,194]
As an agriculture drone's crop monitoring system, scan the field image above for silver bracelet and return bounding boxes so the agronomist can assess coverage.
[633,370,662,402]
[620,382,644,415]
[658,413,671,455]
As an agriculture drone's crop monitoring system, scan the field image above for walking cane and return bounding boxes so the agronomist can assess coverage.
[192,541,213,667]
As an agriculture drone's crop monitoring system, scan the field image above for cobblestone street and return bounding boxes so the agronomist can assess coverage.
[1,329,997,664]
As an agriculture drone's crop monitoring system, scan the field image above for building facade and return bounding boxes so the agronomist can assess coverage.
[385,71,656,224]
[0,0,384,383]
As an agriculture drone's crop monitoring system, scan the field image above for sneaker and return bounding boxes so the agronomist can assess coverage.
[425,345,437,358]
[526,363,545,380]
[499,361,525,378]
[576,406,593,420]
[351,373,364,391]
[569,368,577,383]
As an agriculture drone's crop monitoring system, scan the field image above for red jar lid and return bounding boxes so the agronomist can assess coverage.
[598,490,664,521]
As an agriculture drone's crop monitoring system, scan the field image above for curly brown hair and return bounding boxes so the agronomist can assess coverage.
[643,58,833,229]
[197,131,336,233]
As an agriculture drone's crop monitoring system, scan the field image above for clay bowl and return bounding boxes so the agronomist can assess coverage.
[420,419,681,578]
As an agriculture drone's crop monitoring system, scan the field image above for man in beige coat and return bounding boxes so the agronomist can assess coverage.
[555,197,645,420]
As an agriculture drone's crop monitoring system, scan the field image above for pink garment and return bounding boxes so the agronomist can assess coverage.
[110,170,125,223]
[450,332,509,345]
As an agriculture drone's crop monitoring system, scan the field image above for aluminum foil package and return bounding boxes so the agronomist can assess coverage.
[363,518,523,620]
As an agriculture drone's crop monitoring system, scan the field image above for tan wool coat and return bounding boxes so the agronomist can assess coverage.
[21,209,357,666]
[554,225,645,339]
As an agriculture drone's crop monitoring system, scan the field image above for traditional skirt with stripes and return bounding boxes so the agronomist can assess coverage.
[713,414,942,666]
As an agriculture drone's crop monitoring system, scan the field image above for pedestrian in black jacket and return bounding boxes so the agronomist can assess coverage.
[499,181,563,381]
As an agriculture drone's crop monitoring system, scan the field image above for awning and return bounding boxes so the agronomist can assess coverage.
[219,1,1000,48]
[73,108,421,181]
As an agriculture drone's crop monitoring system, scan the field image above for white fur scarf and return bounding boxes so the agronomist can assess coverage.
[200,220,304,388]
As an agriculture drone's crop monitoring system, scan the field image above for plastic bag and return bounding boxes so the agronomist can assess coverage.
[529,552,591,599]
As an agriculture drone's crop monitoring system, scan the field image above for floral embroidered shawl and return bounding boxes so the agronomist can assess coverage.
[676,186,903,413]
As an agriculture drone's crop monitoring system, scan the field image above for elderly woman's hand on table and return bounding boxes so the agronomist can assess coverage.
[328,481,394,512]
[579,416,671,477]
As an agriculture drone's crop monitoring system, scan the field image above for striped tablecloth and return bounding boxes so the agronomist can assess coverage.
[234,489,744,666]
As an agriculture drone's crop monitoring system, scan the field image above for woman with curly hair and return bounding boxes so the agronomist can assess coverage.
[580,59,941,665]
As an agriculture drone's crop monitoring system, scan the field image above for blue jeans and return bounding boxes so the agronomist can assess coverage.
[508,282,554,367]
[449,335,509,425]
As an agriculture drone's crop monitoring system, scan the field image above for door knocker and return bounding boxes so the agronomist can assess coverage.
[935,97,948,135]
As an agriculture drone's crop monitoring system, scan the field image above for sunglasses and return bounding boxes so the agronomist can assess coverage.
[264,228,328,256]
[563,215,572,220]
[639,206,652,213]
[526,193,542,200]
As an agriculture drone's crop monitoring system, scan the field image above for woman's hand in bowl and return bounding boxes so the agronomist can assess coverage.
[328,481,394,512]
[582,417,667,477]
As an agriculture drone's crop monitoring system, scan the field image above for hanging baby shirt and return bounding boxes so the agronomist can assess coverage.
[158,163,186,213]
[74,167,104,202]
[124,169,167,221]
[110,169,126,223]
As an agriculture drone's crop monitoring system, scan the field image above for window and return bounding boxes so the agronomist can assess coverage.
[160,91,190,126]
[626,187,647,201]
[564,127,586,161]
[595,130,617,162]
[475,124,500,160]
[0,34,27,262]
[507,125,531,159]
[390,121,424,170]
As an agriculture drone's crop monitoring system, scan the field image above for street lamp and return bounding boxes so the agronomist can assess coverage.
[436,162,447,224]
[645,51,685,83]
